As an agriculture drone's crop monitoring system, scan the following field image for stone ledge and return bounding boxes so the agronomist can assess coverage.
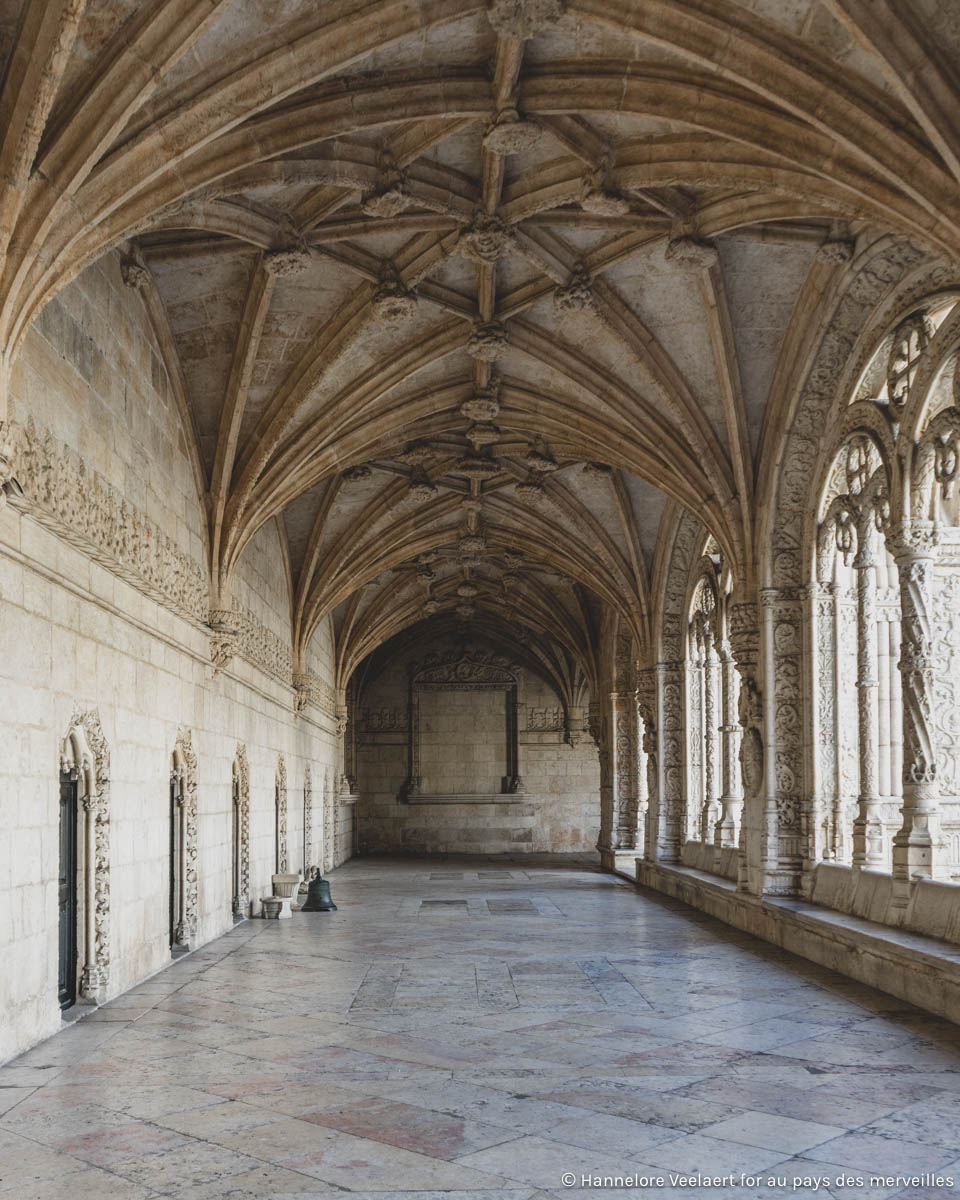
[634,859,960,1025]
[403,793,528,805]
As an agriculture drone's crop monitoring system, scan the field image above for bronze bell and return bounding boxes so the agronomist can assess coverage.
[302,870,337,912]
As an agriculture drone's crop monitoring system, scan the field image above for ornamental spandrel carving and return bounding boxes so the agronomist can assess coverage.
[771,240,925,591]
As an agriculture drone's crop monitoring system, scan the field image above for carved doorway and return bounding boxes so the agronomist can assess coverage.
[169,767,183,950]
[58,772,78,1010]
[231,746,250,919]
[59,708,111,1003]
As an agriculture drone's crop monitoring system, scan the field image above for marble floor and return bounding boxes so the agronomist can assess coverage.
[3,856,960,1200]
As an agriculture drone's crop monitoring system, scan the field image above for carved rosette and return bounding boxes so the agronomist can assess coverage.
[466,320,508,361]
[460,385,501,422]
[264,246,312,277]
[664,235,719,270]
[372,272,418,323]
[482,109,542,155]
[458,214,515,264]
[553,269,599,324]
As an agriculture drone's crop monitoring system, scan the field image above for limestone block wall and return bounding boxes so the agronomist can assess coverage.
[0,255,349,1064]
[356,636,600,854]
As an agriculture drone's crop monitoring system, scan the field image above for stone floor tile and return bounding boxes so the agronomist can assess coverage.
[638,1130,789,1176]
[804,1132,958,1173]
[5,855,960,1199]
[0,1127,89,1193]
[4,1164,158,1199]
[454,1133,647,1190]
[699,1111,846,1154]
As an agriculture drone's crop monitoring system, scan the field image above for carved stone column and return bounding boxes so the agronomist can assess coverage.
[891,522,946,900]
[715,638,742,848]
[613,690,640,850]
[728,599,761,891]
[637,668,658,862]
[853,545,884,868]
[760,589,805,896]
[701,629,720,842]
[657,662,685,863]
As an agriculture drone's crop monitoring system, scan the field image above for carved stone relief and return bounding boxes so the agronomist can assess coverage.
[173,728,198,945]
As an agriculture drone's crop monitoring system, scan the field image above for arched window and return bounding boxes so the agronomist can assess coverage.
[683,553,743,869]
[815,436,901,869]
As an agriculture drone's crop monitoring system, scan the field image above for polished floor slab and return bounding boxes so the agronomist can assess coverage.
[3,855,960,1199]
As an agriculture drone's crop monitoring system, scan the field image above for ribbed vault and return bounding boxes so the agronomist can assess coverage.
[2,0,959,686]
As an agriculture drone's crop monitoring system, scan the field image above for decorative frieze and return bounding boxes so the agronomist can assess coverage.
[6,417,337,717]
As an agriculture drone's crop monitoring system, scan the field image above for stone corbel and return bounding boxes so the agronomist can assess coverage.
[293,671,310,714]
[0,421,19,510]
[208,609,238,675]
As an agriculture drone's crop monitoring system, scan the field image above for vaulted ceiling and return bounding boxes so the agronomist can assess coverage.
[1,0,958,688]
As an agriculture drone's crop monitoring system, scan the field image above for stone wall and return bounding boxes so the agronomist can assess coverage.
[0,255,349,1064]
[356,633,600,854]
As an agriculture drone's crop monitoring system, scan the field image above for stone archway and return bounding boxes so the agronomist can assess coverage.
[59,707,110,1002]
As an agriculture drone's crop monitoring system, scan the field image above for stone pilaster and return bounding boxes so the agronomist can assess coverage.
[613,690,640,850]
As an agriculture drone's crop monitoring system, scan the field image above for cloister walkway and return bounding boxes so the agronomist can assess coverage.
[2,856,960,1200]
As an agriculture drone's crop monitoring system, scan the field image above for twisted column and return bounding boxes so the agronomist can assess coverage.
[891,522,945,898]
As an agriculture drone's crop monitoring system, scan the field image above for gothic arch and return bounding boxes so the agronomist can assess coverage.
[59,707,110,1001]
